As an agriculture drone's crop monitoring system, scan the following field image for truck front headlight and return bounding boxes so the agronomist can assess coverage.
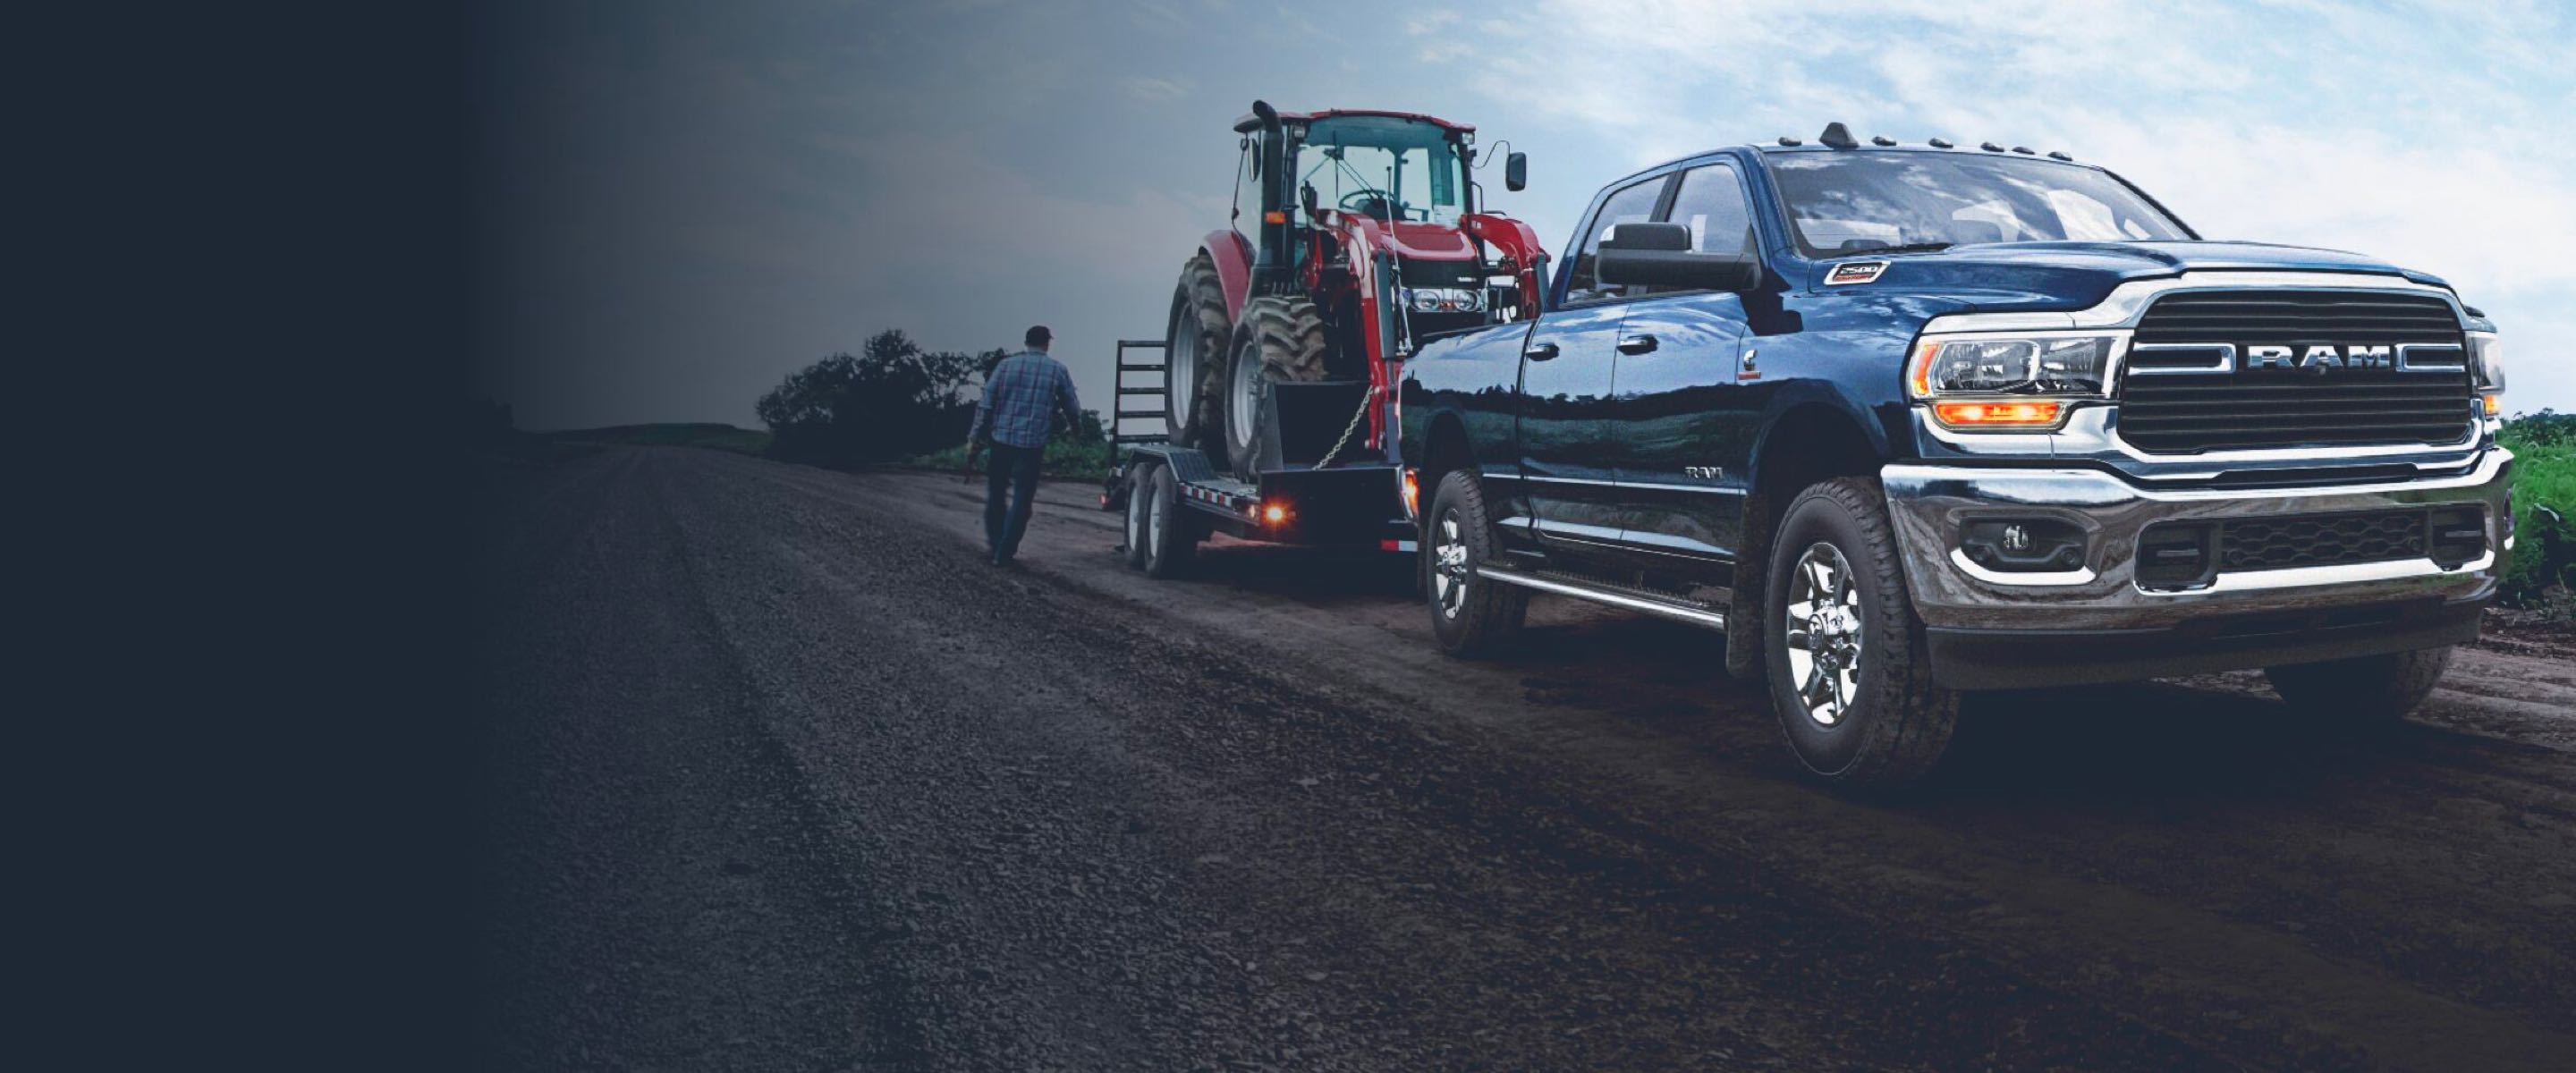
[1907,332,2123,427]
[2470,331,2504,414]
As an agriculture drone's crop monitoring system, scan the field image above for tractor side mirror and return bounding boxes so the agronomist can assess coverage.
[1301,182,1319,219]
[1597,222,1757,291]
[1504,152,1528,192]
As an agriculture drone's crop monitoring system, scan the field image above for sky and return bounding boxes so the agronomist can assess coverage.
[470,0,2576,430]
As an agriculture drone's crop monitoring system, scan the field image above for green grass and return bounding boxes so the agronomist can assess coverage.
[2498,410,2575,614]
[549,423,774,455]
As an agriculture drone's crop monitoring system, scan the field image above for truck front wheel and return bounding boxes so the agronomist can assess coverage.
[1763,476,1959,792]
[2264,646,2452,727]
[1425,469,1528,657]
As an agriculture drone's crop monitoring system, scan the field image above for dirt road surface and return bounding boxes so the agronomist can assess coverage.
[472,445,2576,1071]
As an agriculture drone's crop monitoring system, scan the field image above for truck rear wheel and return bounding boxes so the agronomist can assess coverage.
[1224,295,1330,479]
[1142,465,1199,579]
[1425,469,1528,657]
[1167,252,1233,460]
[2265,646,2452,727]
[1763,476,1958,793]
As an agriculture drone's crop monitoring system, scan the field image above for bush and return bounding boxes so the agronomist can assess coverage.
[2500,410,2575,613]
[758,328,1106,477]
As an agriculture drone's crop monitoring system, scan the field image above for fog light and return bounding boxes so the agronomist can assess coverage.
[2136,522,2216,589]
[1961,518,2085,572]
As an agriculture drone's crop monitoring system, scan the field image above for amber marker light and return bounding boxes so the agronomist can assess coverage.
[1909,340,1940,397]
[1263,502,1290,525]
[1264,210,1288,224]
[1933,400,2063,427]
[2482,393,2502,416]
[1401,470,1420,518]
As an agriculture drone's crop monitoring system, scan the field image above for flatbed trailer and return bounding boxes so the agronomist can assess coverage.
[1097,340,1414,571]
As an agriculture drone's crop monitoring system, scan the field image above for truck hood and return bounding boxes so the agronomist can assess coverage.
[1810,241,2455,313]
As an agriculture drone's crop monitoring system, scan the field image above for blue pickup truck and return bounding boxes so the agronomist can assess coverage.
[1399,123,2513,791]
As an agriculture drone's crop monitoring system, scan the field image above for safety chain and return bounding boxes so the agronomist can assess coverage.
[1311,384,1378,469]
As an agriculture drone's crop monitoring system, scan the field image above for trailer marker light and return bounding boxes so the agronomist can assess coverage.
[1263,503,1289,525]
[1932,400,2063,427]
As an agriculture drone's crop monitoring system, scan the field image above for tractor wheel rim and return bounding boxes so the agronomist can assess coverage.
[1783,541,1863,728]
[1431,510,1469,618]
[1167,300,1196,421]
[1229,342,1262,452]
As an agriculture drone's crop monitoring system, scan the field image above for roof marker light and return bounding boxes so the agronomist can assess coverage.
[2047,150,2073,161]
[1777,136,1802,146]
[1980,141,2004,152]
[2011,146,2035,155]
[1929,138,1954,148]
[1870,136,1896,146]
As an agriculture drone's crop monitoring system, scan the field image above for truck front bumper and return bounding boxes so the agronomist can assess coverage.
[1882,450,2513,689]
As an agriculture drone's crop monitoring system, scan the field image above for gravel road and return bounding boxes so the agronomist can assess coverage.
[472,445,2576,1071]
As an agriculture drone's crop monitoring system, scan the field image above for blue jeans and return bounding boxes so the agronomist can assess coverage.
[983,444,1044,561]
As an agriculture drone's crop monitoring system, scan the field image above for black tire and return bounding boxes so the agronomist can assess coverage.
[1762,476,1958,792]
[2264,646,2452,727]
[1142,466,1199,579]
[1424,469,1529,657]
[1223,295,1330,479]
[1122,461,1155,570]
[1167,252,1233,460]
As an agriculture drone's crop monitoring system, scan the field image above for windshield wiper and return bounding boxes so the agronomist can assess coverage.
[1835,241,1953,258]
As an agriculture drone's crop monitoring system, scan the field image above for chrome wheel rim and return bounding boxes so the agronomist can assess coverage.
[1228,342,1263,451]
[1430,509,1469,619]
[1166,300,1197,424]
[1783,542,1863,727]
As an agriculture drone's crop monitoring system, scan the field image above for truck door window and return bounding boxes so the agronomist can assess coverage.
[1564,177,1667,305]
[1648,162,1753,293]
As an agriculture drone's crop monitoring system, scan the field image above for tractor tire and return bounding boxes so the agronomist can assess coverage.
[1224,295,1331,479]
[1424,469,1529,658]
[1143,465,1199,579]
[2264,646,2452,729]
[1122,461,1156,570]
[1762,476,1959,794]
[1166,252,1233,460]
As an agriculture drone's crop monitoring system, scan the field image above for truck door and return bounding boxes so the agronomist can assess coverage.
[1520,175,1670,549]
[1608,161,1760,565]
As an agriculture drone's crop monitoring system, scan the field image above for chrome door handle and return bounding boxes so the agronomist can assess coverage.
[1524,341,1560,361]
[1616,334,1659,355]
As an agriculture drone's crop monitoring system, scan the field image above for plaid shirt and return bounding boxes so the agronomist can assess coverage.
[970,350,1081,450]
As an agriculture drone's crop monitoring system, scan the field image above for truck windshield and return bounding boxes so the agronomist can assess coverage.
[1300,116,1464,225]
[1763,151,2189,258]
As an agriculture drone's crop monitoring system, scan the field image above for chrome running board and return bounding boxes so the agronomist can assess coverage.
[1476,567,1729,631]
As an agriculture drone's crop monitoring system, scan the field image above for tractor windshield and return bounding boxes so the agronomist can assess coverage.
[1299,116,1465,225]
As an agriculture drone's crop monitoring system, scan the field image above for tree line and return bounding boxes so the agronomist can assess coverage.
[757,329,1106,471]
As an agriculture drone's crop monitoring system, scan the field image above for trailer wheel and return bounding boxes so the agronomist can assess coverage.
[1762,476,1958,794]
[1143,465,1199,579]
[1122,461,1156,570]
[1425,469,1527,657]
[1224,295,1330,479]
[2265,646,2452,729]
[1167,252,1233,460]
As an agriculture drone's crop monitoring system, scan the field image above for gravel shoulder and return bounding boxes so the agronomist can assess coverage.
[474,447,2576,1071]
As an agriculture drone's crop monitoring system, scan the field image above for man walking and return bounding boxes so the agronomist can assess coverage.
[966,325,1082,566]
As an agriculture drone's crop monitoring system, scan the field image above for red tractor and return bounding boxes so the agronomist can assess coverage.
[1103,100,1546,576]
[1162,101,1546,477]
